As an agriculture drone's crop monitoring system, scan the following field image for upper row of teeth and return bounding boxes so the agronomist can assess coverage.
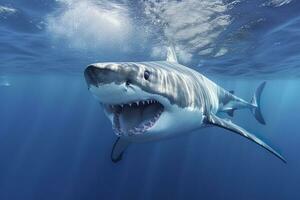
[110,100,158,108]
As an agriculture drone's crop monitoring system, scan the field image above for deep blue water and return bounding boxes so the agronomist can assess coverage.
[1,0,300,200]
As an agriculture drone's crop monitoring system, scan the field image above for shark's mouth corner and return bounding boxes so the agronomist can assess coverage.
[104,100,164,136]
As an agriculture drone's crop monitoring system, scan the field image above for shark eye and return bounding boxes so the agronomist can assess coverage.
[144,70,150,80]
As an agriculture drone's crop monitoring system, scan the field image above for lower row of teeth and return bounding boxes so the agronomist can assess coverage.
[113,111,162,136]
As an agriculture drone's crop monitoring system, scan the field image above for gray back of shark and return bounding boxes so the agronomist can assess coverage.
[86,60,222,109]
[84,47,286,163]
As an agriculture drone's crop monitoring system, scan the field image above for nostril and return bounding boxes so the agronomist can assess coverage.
[126,80,130,86]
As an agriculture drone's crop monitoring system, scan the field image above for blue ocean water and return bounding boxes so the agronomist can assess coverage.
[0,0,300,199]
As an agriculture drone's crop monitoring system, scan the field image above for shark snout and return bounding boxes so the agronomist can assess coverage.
[84,65,99,88]
[84,63,137,89]
[84,64,119,88]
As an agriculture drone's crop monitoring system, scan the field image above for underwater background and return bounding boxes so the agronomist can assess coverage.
[0,0,300,199]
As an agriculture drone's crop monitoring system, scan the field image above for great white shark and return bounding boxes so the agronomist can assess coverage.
[84,47,285,163]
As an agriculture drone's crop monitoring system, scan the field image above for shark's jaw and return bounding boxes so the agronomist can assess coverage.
[103,99,164,136]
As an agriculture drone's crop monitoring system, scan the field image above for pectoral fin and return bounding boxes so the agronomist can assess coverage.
[206,114,286,163]
[111,137,130,163]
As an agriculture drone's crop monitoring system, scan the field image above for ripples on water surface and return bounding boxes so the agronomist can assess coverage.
[0,0,300,77]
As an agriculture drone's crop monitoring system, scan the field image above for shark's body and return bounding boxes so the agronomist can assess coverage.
[84,48,285,163]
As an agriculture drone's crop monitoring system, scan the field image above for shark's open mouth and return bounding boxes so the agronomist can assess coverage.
[104,100,164,136]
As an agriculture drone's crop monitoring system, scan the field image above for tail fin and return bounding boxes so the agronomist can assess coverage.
[251,81,266,125]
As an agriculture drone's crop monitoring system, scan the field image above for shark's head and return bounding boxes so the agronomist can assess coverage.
[84,61,204,140]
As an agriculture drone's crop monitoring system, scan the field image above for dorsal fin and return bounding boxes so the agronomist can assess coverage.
[166,46,178,63]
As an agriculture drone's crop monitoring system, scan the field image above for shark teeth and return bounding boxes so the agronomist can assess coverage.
[110,99,163,137]
[114,99,156,109]
[110,99,157,109]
